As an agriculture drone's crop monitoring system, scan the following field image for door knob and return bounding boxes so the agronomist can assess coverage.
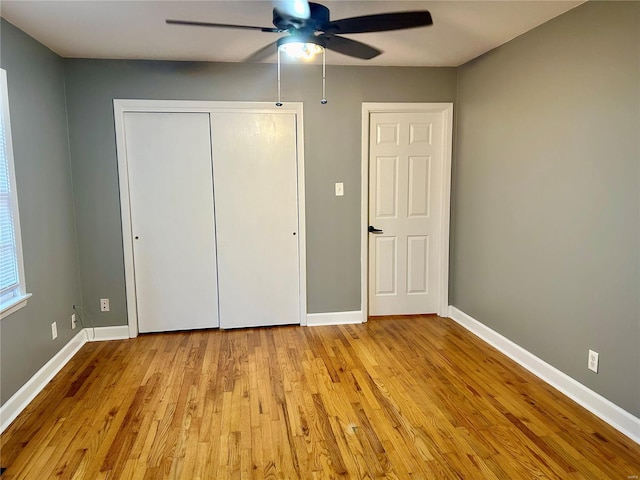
[368,225,383,234]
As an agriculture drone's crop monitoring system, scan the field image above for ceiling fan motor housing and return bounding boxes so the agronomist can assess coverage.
[273,2,330,31]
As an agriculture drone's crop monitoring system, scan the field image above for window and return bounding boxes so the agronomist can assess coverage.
[0,68,30,317]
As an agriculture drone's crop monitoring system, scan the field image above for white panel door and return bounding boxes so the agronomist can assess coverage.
[210,112,300,329]
[368,111,443,315]
[124,112,219,332]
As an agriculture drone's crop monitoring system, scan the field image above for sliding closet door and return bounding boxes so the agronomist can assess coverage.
[124,112,219,332]
[211,112,300,329]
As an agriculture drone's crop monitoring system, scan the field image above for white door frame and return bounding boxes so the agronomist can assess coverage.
[360,103,453,320]
[114,100,307,338]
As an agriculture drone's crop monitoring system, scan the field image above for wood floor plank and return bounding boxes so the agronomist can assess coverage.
[2,316,639,479]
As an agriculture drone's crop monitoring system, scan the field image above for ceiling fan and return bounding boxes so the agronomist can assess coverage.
[166,1,433,62]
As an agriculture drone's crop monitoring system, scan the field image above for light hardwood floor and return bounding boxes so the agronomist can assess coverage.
[1,316,639,479]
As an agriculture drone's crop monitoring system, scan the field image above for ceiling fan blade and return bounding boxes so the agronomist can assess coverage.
[166,19,280,33]
[244,41,279,63]
[324,11,432,34]
[319,34,382,60]
[274,0,310,20]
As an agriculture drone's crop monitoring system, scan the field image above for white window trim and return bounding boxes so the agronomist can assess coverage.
[0,68,30,319]
[1,293,32,318]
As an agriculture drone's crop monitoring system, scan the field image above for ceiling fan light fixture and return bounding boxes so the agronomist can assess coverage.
[280,42,323,60]
[277,35,325,60]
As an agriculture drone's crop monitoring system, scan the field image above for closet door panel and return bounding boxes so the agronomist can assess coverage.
[211,112,300,329]
[125,112,219,332]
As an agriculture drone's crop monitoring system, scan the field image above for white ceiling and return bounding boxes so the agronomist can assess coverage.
[1,1,583,67]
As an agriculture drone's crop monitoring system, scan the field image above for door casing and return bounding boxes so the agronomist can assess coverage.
[114,100,307,338]
[361,103,453,320]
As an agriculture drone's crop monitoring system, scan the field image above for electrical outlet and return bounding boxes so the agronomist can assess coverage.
[335,182,344,196]
[588,349,599,373]
[51,322,57,340]
[100,298,110,312]
[71,313,77,329]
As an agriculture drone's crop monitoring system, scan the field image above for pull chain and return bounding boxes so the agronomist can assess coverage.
[321,48,327,104]
[276,48,283,107]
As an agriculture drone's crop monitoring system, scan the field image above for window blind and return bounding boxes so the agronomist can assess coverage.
[0,84,19,297]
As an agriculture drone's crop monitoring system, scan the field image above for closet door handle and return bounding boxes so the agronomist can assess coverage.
[368,226,383,234]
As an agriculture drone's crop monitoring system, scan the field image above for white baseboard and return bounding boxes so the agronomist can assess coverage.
[0,324,131,434]
[87,325,130,341]
[307,311,364,326]
[448,306,640,444]
[0,329,87,433]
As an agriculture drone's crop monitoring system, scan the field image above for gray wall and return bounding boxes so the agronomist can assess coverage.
[63,60,456,324]
[3,0,637,422]
[0,20,82,404]
[452,1,640,415]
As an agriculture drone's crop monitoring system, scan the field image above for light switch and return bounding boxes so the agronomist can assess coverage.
[335,182,344,196]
